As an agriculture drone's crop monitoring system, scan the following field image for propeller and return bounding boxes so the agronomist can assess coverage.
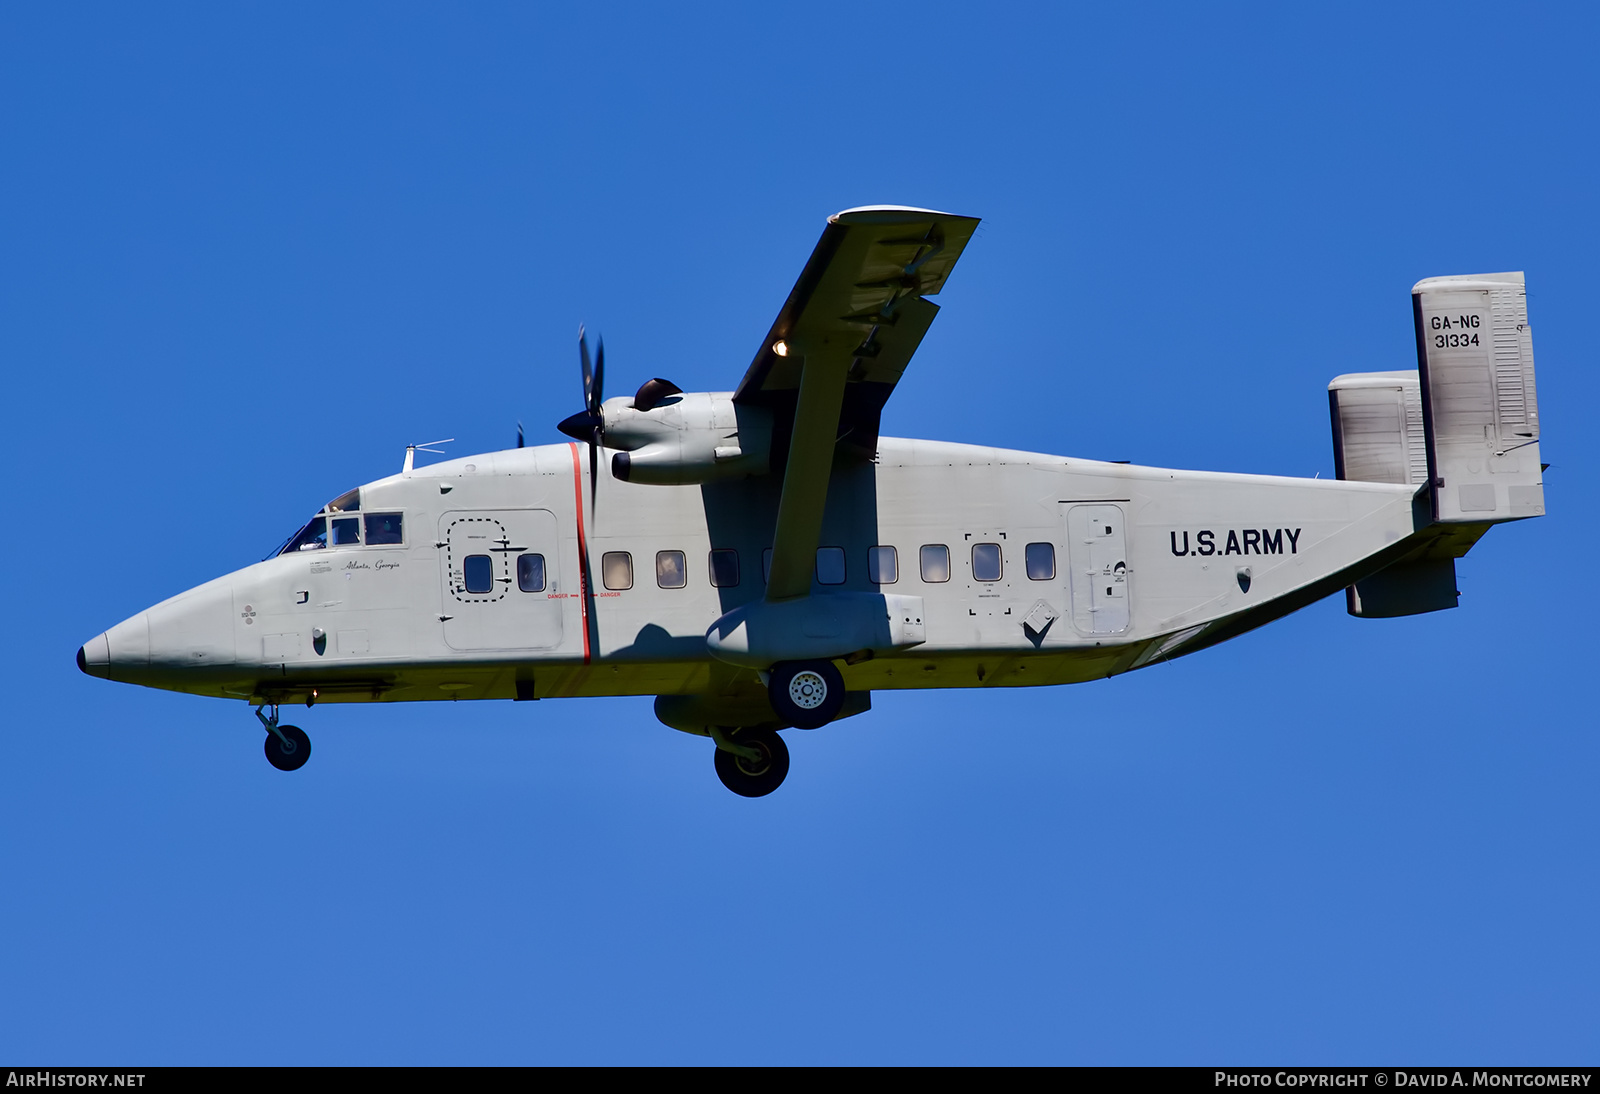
[557,326,606,508]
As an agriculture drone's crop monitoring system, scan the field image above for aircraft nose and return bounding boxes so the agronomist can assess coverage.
[81,612,152,682]
[147,580,235,668]
[79,574,239,689]
[78,633,110,678]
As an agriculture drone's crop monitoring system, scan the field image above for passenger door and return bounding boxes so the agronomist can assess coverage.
[1065,504,1131,635]
[440,510,564,650]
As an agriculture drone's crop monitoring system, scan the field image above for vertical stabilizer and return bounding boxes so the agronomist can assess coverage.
[1329,370,1428,486]
[1412,272,1545,523]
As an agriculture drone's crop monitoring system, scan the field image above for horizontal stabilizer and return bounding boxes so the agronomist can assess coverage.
[1346,557,1458,618]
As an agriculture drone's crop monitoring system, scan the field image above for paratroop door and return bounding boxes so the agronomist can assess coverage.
[1065,504,1130,635]
[440,510,564,650]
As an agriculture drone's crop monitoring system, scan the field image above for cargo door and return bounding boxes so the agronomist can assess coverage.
[440,510,564,650]
[1065,504,1130,635]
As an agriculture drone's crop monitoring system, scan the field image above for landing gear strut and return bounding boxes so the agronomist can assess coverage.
[255,705,312,772]
[710,726,789,797]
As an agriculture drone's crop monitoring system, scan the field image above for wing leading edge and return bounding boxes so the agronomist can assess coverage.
[739,206,980,600]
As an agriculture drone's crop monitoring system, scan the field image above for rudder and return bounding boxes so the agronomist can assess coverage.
[1412,272,1545,523]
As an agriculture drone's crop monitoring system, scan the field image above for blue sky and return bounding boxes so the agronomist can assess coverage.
[3,2,1596,1064]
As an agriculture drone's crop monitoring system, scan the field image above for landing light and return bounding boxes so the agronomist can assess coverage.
[772,340,788,357]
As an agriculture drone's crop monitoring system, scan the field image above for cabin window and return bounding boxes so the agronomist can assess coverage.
[1026,542,1056,581]
[517,553,546,592]
[972,543,1003,582]
[365,512,404,545]
[331,517,361,546]
[708,549,739,588]
[816,547,846,585]
[919,544,950,583]
[463,554,494,594]
[656,550,687,589]
[602,551,633,591]
[868,545,898,584]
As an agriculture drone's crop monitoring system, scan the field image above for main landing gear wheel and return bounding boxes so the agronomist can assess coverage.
[713,727,790,797]
[264,724,311,772]
[767,660,845,730]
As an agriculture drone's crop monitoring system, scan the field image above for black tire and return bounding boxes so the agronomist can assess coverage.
[767,660,845,730]
[264,724,311,771]
[713,727,790,798]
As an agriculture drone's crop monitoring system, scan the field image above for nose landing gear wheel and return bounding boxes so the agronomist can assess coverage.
[767,660,845,729]
[264,724,312,771]
[713,727,790,797]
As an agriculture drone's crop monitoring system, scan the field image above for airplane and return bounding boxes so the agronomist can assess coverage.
[76,205,1547,796]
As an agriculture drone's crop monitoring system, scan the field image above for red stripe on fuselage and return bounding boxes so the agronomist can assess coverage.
[568,442,592,665]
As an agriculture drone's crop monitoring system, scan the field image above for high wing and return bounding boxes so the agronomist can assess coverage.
[735,205,981,459]
[737,206,980,600]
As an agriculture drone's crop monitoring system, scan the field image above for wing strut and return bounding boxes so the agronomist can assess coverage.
[764,350,850,601]
[741,205,981,605]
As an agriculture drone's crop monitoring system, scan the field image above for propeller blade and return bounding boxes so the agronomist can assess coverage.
[589,337,604,516]
[589,435,599,516]
[578,326,594,412]
[568,326,606,519]
[516,421,524,449]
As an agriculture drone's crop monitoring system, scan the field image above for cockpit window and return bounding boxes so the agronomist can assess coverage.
[280,516,327,554]
[365,512,403,545]
[269,490,395,558]
[327,488,360,513]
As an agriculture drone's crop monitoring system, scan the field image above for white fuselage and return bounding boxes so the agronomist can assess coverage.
[84,436,1421,707]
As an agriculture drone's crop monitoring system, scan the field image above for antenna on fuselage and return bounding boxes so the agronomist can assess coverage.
[402,437,454,473]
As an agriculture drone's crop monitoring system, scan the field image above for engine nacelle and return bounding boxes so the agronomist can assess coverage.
[603,391,772,485]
